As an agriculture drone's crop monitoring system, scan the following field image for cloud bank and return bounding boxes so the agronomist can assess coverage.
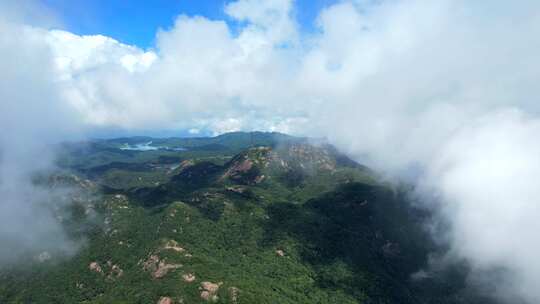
[3,0,540,302]
[0,1,83,264]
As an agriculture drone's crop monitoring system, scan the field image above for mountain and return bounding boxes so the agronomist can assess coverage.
[0,132,493,304]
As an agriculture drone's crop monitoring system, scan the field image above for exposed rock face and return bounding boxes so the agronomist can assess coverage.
[163,240,185,253]
[222,158,255,183]
[253,174,265,183]
[154,261,182,279]
[228,287,240,304]
[142,255,182,279]
[284,144,336,171]
[89,261,123,279]
[226,186,247,194]
[89,262,103,274]
[157,296,173,304]
[178,160,195,171]
[221,147,271,185]
[201,281,220,293]
[200,281,221,302]
[182,273,196,283]
[225,185,255,198]
[200,291,215,302]
[234,159,254,173]
[142,255,160,271]
[221,144,340,186]
[109,264,124,278]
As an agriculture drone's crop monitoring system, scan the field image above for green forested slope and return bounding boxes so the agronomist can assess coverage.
[0,133,493,304]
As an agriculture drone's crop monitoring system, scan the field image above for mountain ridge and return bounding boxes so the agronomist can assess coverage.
[0,132,494,304]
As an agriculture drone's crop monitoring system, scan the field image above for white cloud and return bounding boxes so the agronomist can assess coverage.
[421,109,540,302]
[45,7,300,130]
[4,0,540,302]
[0,4,83,263]
[46,30,157,79]
[225,0,297,47]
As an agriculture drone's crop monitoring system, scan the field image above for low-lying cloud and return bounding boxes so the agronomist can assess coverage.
[3,0,540,302]
[0,1,82,264]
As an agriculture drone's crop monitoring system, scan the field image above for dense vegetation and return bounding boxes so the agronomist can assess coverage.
[0,132,494,304]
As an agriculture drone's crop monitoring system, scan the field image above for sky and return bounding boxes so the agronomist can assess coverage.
[42,0,338,48]
[2,1,540,303]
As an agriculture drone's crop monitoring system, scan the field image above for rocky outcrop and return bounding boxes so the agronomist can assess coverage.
[182,273,196,283]
[89,261,123,279]
[157,296,173,304]
[89,262,103,274]
[141,255,182,279]
[108,263,124,279]
[200,281,222,302]
[222,158,255,183]
[163,240,185,253]
[221,149,269,185]
[226,186,247,194]
[180,159,195,169]
[220,144,340,186]
[228,287,240,304]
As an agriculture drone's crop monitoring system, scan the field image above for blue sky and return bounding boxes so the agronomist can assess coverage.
[43,0,338,49]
